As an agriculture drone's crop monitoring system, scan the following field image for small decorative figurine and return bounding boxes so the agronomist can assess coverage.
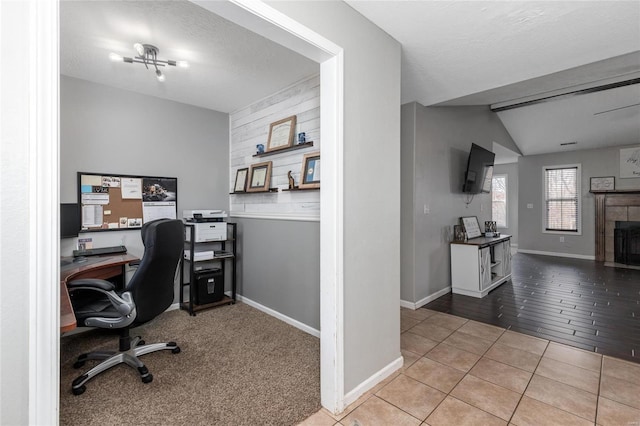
[288,171,296,189]
[256,144,265,154]
[297,132,306,144]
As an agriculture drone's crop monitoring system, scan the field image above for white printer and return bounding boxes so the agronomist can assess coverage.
[183,210,228,242]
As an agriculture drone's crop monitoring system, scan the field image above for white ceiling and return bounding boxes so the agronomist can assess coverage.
[347,1,640,158]
[60,0,318,113]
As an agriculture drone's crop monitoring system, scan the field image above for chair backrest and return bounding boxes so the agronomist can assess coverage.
[126,219,183,324]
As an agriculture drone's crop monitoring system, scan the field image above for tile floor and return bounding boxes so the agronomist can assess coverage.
[298,308,640,426]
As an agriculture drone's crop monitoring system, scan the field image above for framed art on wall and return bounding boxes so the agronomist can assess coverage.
[299,152,321,189]
[266,115,297,152]
[460,216,482,239]
[590,176,615,191]
[247,161,273,192]
[233,168,248,193]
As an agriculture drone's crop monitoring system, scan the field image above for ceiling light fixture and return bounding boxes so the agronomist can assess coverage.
[109,43,188,82]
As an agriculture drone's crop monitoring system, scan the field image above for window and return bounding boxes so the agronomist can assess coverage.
[544,165,581,233]
[491,175,507,228]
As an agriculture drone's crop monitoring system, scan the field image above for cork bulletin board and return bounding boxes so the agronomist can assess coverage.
[78,172,177,232]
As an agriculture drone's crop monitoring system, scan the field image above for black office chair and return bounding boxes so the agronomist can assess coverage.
[68,218,184,395]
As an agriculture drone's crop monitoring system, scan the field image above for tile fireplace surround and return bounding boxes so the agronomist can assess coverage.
[592,189,640,263]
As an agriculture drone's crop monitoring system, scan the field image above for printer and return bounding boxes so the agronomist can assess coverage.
[183,210,228,242]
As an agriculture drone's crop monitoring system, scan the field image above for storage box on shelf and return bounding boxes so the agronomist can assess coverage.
[180,222,237,315]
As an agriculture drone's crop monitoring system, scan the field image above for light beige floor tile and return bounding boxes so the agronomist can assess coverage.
[469,358,532,394]
[496,330,548,356]
[401,332,439,356]
[408,322,455,342]
[484,343,541,372]
[542,342,601,373]
[402,316,422,332]
[535,357,600,394]
[402,308,438,321]
[524,374,597,422]
[376,374,446,420]
[456,320,505,342]
[510,396,593,426]
[602,355,640,384]
[404,357,466,393]
[450,375,521,421]
[425,343,481,372]
[298,409,338,426]
[441,330,494,355]
[423,313,468,331]
[596,396,640,426]
[426,396,507,426]
[342,396,421,426]
[600,372,640,410]
[401,350,421,371]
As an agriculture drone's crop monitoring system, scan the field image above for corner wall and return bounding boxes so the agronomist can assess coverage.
[401,103,517,306]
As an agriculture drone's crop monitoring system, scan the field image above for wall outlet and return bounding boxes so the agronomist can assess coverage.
[559,236,565,243]
[527,203,533,209]
[423,204,430,214]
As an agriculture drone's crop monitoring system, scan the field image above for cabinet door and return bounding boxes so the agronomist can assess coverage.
[502,240,511,276]
[479,247,492,290]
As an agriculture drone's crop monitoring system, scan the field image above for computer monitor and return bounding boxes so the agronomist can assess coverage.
[61,203,80,238]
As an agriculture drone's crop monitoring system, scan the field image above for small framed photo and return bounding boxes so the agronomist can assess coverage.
[299,152,321,189]
[460,216,482,239]
[590,176,615,191]
[247,161,273,193]
[266,115,297,152]
[233,168,248,193]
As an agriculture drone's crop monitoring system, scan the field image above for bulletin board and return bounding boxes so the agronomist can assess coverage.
[77,172,178,232]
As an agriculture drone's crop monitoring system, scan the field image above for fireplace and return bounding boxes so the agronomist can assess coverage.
[591,189,640,265]
[614,221,640,266]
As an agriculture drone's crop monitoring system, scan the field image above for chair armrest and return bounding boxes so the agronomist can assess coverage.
[68,279,135,320]
[67,278,115,291]
[129,260,141,267]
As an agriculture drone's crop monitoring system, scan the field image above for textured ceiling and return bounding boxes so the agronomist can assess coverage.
[60,0,319,113]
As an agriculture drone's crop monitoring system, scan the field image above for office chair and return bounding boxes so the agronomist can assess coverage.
[68,218,184,395]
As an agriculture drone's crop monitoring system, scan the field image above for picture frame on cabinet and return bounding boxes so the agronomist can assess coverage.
[460,216,482,239]
[589,176,615,191]
[266,115,297,152]
[233,168,248,193]
[247,161,273,192]
[299,152,321,189]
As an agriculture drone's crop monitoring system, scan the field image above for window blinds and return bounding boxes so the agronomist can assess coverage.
[545,166,578,232]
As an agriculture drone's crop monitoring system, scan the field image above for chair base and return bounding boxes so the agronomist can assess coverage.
[71,335,180,395]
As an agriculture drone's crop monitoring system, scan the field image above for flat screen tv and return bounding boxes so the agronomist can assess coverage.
[60,203,80,238]
[462,143,495,194]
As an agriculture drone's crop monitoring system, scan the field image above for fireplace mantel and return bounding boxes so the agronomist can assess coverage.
[591,189,640,262]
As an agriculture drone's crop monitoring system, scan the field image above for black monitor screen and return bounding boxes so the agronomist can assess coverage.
[462,143,496,194]
[61,203,80,238]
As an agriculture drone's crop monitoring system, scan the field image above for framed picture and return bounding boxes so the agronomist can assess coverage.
[299,152,321,189]
[590,176,615,191]
[233,168,248,193]
[460,216,482,239]
[247,161,272,193]
[266,115,297,152]
[620,147,640,178]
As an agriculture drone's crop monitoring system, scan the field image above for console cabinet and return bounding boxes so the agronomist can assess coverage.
[450,235,511,298]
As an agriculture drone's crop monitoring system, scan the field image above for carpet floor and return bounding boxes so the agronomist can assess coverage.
[60,302,320,425]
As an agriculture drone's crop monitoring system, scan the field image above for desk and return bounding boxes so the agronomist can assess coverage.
[60,254,139,333]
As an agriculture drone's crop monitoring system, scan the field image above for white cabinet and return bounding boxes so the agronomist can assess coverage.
[450,235,512,298]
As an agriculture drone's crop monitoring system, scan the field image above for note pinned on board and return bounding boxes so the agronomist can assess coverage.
[121,178,142,199]
[81,175,102,186]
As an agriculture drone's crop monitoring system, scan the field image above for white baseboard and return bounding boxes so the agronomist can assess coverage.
[231,293,320,338]
[517,249,595,260]
[400,286,451,310]
[343,355,403,408]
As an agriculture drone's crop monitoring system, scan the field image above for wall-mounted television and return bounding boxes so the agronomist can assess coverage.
[462,143,495,194]
[60,203,80,238]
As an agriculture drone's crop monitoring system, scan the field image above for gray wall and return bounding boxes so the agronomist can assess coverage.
[268,1,402,395]
[235,218,320,329]
[494,162,519,246]
[518,144,640,256]
[401,103,517,305]
[60,76,229,298]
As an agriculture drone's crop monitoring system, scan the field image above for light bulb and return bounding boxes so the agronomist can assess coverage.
[134,43,145,56]
[109,53,122,62]
[156,70,165,82]
[176,60,189,68]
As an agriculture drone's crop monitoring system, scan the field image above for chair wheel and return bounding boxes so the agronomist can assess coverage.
[141,373,153,384]
[72,385,86,395]
[73,360,85,369]
[171,346,181,354]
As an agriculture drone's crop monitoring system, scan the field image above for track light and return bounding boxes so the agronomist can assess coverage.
[109,43,188,82]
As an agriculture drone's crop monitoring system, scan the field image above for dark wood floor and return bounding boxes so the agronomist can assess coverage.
[425,252,640,364]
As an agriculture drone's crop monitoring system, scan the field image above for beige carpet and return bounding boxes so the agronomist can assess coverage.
[60,302,320,425]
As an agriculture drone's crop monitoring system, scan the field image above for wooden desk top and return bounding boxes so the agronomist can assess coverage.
[450,234,511,248]
[60,253,139,333]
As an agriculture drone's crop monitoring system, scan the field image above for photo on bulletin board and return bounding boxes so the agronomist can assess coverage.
[77,172,178,233]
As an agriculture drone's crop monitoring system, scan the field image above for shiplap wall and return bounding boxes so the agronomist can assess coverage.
[229,74,320,217]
